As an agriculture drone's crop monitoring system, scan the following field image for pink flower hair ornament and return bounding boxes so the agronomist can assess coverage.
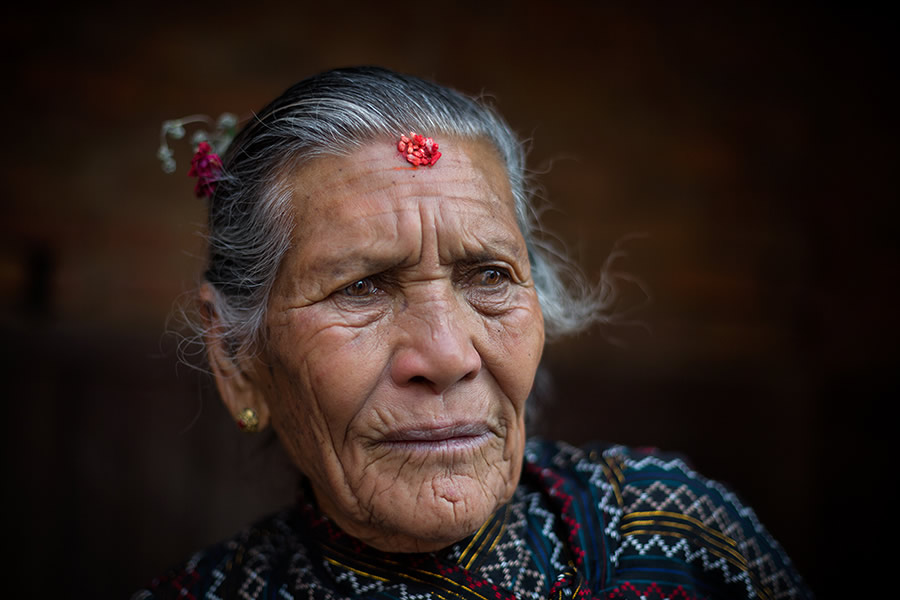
[157,112,238,199]
[188,142,223,198]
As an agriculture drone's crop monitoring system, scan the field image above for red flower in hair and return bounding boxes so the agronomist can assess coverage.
[188,141,223,198]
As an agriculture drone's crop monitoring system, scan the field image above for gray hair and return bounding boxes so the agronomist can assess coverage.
[189,66,609,361]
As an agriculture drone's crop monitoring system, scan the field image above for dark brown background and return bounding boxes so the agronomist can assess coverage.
[3,3,895,598]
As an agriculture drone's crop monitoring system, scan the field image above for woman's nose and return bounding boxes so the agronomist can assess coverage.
[390,294,482,394]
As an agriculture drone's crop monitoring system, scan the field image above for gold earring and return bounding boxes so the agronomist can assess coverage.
[237,407,259,433]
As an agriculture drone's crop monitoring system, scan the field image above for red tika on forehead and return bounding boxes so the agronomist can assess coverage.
[397,132,442,167]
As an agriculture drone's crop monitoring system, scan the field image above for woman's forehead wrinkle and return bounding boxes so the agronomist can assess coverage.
[434,183,525,265]
[310,210,417,271]
[416,198,441,267]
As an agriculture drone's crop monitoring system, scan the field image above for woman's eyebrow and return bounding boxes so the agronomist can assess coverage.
[312,251,408,281]
[458,238,528,263]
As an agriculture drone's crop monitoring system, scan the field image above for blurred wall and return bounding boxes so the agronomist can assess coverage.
[3,4,895,598]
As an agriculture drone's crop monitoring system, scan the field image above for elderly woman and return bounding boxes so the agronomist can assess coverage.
[138,67,811,599]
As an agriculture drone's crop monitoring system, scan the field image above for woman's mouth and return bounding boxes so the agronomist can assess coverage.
[380,423,492,452]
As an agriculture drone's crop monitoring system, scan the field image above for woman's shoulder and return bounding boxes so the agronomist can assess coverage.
[523,438,813,599]
[131,506,329,600]
[525,437,767,521]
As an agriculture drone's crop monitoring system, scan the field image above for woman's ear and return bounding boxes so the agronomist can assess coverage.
[199,283,271,431]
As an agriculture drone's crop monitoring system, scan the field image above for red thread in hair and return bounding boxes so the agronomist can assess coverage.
[397,133,441,167]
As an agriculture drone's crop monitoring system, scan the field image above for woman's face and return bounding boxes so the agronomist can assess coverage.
[252,138,544,552]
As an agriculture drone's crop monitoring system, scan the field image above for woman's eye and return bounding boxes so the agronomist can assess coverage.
[343,278,378,297]
[476,268,509,287]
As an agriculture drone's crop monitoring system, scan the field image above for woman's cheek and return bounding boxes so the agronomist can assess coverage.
[495,293,544,345]
[493,296,545,399]
[301,322,389,428]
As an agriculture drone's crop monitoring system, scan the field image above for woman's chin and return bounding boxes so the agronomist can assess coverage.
[365,479,503,552]
[332,469,516,553]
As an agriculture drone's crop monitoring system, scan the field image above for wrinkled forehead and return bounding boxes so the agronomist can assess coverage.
[286,137,516,226]
[269,137,531,303]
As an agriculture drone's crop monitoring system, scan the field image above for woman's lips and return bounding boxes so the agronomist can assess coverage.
[380,422,492,451]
